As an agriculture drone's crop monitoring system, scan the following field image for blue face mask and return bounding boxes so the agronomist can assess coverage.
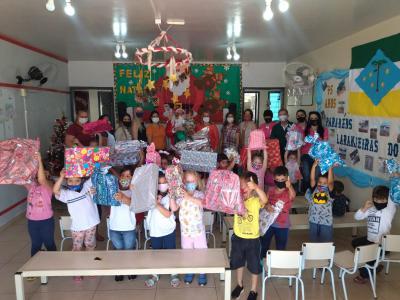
[317,185,329,192]
[68,184,83,192]
[185,182,197,192]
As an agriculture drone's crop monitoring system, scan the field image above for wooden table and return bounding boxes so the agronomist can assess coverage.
[15,249,231,300]
[222,213,366,255]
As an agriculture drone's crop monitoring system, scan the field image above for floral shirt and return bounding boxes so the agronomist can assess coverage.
[179,190,205,237]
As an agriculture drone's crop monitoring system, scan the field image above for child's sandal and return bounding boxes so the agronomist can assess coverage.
[145,275,159,287]
[73,276,83,283]
[170,275,180,288]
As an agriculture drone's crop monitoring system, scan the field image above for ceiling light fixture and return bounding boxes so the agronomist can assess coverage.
[166,19,185,25]
[278,0,290,13]
[64,0,75,16]
[113,22,120,36]
[45,0,55,12]
[121,44,128,59]
[232,46,240,61]
[263,0,274,21]
[226,47,232,60]
[233,15,241,38]
[114,44,121,59]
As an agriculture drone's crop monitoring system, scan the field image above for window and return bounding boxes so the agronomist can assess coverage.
[268,91,283,122]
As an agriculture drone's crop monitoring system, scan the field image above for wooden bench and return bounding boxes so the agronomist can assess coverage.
[15,249,231,300]
[222,213,367,255]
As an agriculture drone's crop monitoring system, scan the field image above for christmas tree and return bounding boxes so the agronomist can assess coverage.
[46,114,69,176]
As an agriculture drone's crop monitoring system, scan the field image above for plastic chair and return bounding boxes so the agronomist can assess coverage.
[334,243,381,300]
[106,217,139,250]
[302,242,336,300]
[203,211,216,248]
[59,216,72,251]
[262,250,304,300]
[143,217,151,250]
[382,234,400,274]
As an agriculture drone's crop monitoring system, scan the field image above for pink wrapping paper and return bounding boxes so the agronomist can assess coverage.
[204,169,245,215]
[165,165,184,201]
[145,143,161,166]
[65,147,110,178]
[248,129,266,150]
[82,119,112,134]
[0,138,40,185]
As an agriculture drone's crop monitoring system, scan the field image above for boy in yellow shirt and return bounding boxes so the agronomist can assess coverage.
[231,172,268,300]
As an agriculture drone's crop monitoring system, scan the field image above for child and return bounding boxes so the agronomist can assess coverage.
[306,160,334,242]
[230,172,268,300]
[217,153,235,171]
[53,169,100,282]
[332,180,351,217]
[145,172,180,288]
[285,150,302,192]
[247,148,268,189]
[184,109,196,137]
[352,186,397,284]
[110,166,137,282]
[26,153,56,258]
[159,152,170,173]
[178,170,208,286]
[260,166,296,258]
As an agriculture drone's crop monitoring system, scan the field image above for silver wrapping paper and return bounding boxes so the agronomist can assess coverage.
[180,150,217,173]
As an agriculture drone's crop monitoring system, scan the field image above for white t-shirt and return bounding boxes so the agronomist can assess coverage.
[147,195,176,238]
[56,180,100,231]
[179,190,205,238]
[354,197,397,243]
[109,190,136,231]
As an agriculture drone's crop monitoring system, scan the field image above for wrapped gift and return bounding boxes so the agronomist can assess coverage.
[248,129,266,150]
[259,200,284,235]
[91,167,120,206]
[305,133,345,174]
[130,163,159,213]
[286,125,304,151]
[82,118,112,134]
[65,147,110,178]
[265,139,283,168]
[204,170,245,215]
[224,148,240,164]
[180,150,217,173]
[386,159,400,204]
[0,138,40,185]
[165,165,185,202]
[145,143,161,166]
[110,140,146,166]
[386,159,400,174]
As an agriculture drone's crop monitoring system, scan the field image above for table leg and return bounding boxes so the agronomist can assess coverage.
[220,272,225,281]
[224,269,231,300]
[222,220,227,243]
[40,276,48,285]
[14,272,25,300]
[228,229,233,257]
[352,227,357,237]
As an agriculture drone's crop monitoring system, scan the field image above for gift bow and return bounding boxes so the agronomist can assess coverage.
[386,159,400,174]
[304,133,319,144]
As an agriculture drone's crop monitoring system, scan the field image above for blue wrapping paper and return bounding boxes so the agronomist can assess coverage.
[91,167,121,206]
[305,133,345,175]
[385,159,400,204]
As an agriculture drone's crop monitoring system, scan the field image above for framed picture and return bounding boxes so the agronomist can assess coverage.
[287,91,313,106]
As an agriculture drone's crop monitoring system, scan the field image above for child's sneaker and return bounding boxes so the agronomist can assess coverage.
[231,285,244,298]
[198,274,207,286]
[247,291,258,300]
[183,274,194,284]
[114,275,124,282]
[128,275,137,280]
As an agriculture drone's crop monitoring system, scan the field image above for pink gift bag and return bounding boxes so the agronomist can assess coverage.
[204,170,245,215]
[145,143,161,166]
[0,138,40,185]
[65,147,110,178]
[82,119,112,135]
[248,129,266,150]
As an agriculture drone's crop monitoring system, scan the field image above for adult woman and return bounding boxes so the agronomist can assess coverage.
[131,106,148,142]
[115,113,132,142]
[259,109,276,139]
[239,109,257,149]
[195,111,219,151]
[220,112,240,151]
[300,111,328,192]
[146,110,166,150]
[65,110,94,147]
[294,109,307,133]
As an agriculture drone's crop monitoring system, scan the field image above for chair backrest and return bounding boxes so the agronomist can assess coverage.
[59,216,72,238]
[267,250,303,275]
[203,211,214,232]
[383,235,400,253]
[302,242,335,265]
[355,243,381,265]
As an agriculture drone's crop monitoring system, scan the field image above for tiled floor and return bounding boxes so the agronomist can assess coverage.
[1,203,399,300]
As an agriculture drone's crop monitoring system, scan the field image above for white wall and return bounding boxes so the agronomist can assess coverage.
[0,39,70,227]
[292,15,400,231]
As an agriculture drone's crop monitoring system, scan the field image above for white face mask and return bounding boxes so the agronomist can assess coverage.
[279,115,288,122]
[79,117,88,124]
[152,117,160,124]
[158,183,168,193]
[227,117,234,123]
[203,116,210,123]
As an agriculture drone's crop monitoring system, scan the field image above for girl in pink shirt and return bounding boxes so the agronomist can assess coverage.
[25,153,56,257]
[247,148,268,189]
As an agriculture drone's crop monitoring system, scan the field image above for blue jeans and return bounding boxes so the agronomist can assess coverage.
[110,229,136,250]
[309,222,333,242]
[260,226,289,258]
[27,217,57,256]
[150,230,176,250]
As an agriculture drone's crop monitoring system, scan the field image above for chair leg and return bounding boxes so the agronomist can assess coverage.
[367,268,377,298]
[60,239,64,251]
[289,277,293,287]
[328,268,336,300]
[299,278,305,300]
[313,268,317,279]
[341,271,348,300]
[321,268,326,284]
[338,269,343,279]
[262,276,267,300]
[295,278,299,300]
[385,261,390,275]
